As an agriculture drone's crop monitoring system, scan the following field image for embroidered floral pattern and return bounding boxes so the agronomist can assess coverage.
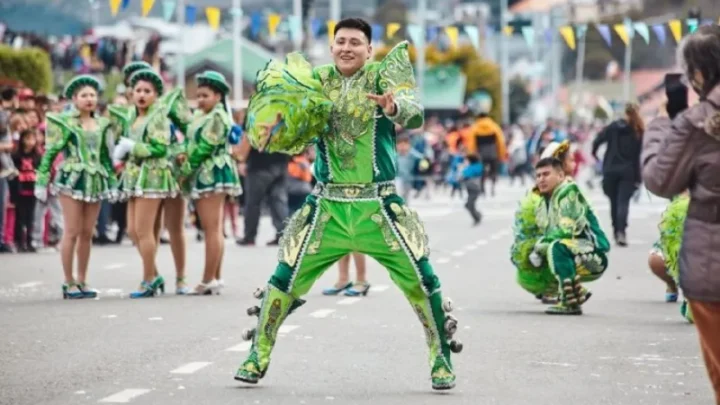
[305,211,331,255]
[278,204,315,267]
[370,213,402,252]
[377,42,423,129]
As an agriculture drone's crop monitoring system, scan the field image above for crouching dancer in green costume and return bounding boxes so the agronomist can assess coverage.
[530,157,610,315]
[234,18,461,390]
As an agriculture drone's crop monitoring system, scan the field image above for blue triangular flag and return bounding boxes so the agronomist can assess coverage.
[310,18,322,37]
[250,11,263,38]
[371,24,383,42]
[652,24,666,46]
[596,24,612,47]
[185,4,196,25]
[121,0,130,10]
[427,26,440,42]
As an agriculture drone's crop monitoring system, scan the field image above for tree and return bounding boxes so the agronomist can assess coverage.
[0,45,52,94]
[374,43,502,122]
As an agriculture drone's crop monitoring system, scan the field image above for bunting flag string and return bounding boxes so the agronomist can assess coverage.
[444,26,459,48]
[464,25,480,50]
[161,0,175,21]
[141,0,155,17]
[102,4,720,52]
[559,25,576,50]
[205,7,220,31]
[669,19,682,43]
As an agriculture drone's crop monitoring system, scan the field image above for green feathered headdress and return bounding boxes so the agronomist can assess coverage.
[129,68,164,95]
[196,70,231,95]
[63,74,102,99]
[122,61,152,82]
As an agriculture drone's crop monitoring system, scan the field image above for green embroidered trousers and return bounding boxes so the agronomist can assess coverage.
[246,185,454,376]
[547,240,608,300]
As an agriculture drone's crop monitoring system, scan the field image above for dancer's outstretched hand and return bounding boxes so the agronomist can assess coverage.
[367,91,397,116]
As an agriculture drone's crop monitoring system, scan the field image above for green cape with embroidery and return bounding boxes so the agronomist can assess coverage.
[37,110,116,202]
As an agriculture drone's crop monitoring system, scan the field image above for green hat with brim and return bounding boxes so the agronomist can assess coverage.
[123,61,152,81]
[129,68,164,96]
[196,70,231,95]
[63,74,102,99]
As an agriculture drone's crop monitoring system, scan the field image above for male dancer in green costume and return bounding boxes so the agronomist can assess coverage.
[530,157,610,315]
[234,18,461,390]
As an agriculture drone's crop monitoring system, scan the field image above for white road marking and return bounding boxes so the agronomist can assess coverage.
[476,240,488,246]
[309,309,336,318]
[278,325,300,334]
[337,297,361,305]
[451,250,465,257]
[101,314,117,319]
[529,361,576,367]
[226,342,251,352]
[103,263,127,270]
[464,245,478,251]
[15,281,43,288]
[373,285,389,292]
[148,317,163,321]
[170,362,212,374]
[490,234,503,240]
[98,389,151,403]
[436,258,451,264]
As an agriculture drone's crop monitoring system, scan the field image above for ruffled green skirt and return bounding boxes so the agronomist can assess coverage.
[186,154,242,199]
[52,162,113,203]
[657,195,693,323]
[117,158,180,200]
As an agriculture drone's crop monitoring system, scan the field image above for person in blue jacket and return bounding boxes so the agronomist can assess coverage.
[458,154,484,225]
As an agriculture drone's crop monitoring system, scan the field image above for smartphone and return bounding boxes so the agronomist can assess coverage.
[664,73,688,119]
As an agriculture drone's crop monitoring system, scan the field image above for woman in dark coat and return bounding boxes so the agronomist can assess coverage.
[641,25,720,404]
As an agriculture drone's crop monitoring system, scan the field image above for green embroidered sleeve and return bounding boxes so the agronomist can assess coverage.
[377,41,424,130]
[36,115,70,187]
[99,121,117,187]
[131,113,170,159]
[186,111,228,172]
[162,88,193,135]
[108,105,131,141]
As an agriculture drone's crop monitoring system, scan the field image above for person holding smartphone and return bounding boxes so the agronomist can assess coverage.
[642,25,720,404]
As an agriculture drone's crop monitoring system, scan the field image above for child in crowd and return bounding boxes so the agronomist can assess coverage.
[395,135,423,204]
[9,129,40,252]
[458,154,484,226]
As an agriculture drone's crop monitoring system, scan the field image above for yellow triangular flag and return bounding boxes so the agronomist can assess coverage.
[445,26,459,47]
[268,14,282,37]
[613,23,629,46]
[503,25,514,37]
[559,25,576,50]
[327,20,337,43]
[109,0,122,16]
[141,0,156,17]
[386,23,401,38]
[669,19,682,43]
[206,7,221,31]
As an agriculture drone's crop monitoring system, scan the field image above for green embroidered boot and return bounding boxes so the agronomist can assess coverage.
[234,284,304,384]
[412,292,460,390]
[546,278,583,315]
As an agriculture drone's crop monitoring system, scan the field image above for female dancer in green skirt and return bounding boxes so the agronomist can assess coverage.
[178,71,241,294]
[35,75,116,299]
[113,68,180,298]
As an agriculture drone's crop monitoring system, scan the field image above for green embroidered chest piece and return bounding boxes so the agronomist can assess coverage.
[320,67,379,170]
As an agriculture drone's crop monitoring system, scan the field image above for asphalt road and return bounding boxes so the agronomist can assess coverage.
[0,183,714,405]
